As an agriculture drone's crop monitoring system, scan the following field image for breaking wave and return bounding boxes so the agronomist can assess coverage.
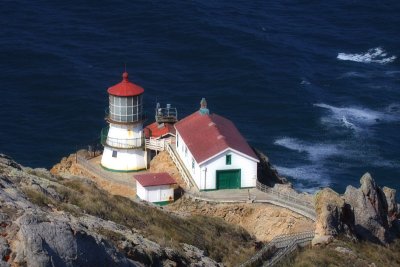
[314,103,399,132]
[337,47,396,64]
[274,137,341,161]
[275,165,330,193]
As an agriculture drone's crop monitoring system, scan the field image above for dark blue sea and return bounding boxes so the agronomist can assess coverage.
[1,1,399,195]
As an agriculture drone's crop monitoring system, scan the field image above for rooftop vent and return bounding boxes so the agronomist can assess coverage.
[199,98,210,115]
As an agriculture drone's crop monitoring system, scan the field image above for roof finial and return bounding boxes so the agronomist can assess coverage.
[122,63,128,81]
[199,97,209,115]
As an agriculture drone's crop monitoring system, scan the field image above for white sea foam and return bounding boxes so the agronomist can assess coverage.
[300,79,310,85]
[275,165,330,192]
[337,47,396,64]
[339,71,370,79]
[274,137,341,161]
[314,103,398,131]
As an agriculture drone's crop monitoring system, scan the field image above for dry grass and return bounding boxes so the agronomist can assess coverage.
[23,178,255,266]
[21,188,54,207]
[277,237,400,267]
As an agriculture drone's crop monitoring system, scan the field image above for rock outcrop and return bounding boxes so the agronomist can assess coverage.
[344,173,397,244]
[253,149,288,186]
[313,172,399,245]
[312,188,354,246]
[0,154,220,267]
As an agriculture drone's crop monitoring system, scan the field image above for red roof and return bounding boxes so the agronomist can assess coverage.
[144,122,176,139]
[175,112,258,164]
[134,172,176,187]
[107,72,144,97]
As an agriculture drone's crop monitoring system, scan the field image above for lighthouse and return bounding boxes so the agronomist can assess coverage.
[100,71,147,172]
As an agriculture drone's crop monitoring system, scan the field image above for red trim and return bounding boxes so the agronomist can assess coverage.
[107,72,144,97]
[175,112,258,163]
[134,172,176,187]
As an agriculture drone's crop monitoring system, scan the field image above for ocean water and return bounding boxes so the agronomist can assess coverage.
[0,1,399,196]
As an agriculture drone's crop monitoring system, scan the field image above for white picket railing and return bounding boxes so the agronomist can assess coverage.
[165,143,194,189]
[239,231,315,267]
[256,181,316,220]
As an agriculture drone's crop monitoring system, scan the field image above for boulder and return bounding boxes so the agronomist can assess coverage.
[344,173,393,244]
[181,244,221,267]
[313,188,354,246]
[311,235,333,246]
[13,213,137,267]
[313,173,399,244]
[0,154,22,171]
[382,187,398,220]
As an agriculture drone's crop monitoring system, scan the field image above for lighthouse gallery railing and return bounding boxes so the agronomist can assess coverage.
[100,127,145,149]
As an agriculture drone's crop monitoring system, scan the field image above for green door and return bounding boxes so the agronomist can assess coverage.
[216,170,241,189]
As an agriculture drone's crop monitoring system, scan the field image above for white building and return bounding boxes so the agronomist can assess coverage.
[134,172,176,205]
[101,71,147,172]
[174,98,259,190]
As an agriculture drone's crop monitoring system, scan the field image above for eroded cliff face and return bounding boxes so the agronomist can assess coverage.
[313,173,399,246]
[0,154,221,267]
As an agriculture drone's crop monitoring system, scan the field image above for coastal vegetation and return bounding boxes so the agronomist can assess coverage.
[21,174,255,266]
[277,236,400,267]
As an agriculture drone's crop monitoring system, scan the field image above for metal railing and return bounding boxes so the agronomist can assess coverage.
[145,138,173,151]
[239,231,314,267]
[166,143,194,189]
[256,181,313,208]
[100,127,145,149]
[104,108,148,124]
[155,106,178,123]
[256,181,316,220]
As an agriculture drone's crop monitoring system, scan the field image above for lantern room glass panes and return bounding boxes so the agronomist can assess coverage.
[109,95,143,122]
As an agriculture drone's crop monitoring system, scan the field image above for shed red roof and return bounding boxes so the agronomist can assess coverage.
[107,72,144,97]
[144,122,176,139]
[134,172,176,187]
[175,112,258,164]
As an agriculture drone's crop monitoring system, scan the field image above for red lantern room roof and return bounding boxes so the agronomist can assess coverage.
[107,72,144,97]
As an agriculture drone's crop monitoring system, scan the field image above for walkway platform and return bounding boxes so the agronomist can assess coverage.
[76,155,146,199]
[187,188,316,221]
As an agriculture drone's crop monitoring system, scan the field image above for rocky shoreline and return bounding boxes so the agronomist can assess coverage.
[1,151,399,266]
[0,154,223,266]
[313,173,400,246]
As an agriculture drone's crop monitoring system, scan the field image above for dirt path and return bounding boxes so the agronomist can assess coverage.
[167,197,315,242]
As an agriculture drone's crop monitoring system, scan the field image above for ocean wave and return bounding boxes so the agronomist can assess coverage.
[314,103,398,131]
[274,137,341,161]
[300,79,310,85]
[337,47,396,64]
[339,71,370,79]
[275,165,330,192]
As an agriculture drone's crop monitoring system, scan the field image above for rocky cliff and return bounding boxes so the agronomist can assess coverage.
[0,154,233,266]
[313,173,400,246]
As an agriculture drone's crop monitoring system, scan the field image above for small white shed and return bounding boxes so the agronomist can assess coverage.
[134,172,176,205]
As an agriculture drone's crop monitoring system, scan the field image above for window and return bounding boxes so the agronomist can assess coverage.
[226,154,231,165]
[192,158,195,169]
[185,146,188,157]
[112,150,118,158]
[176,136,179,148]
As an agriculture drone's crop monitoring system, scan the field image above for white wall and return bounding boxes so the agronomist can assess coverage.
[136,182,147,200]
[136,183,174,203]
[176,131,258,190]
[200,150,258,189]
[107,123,143,148]
[176,133,201,186]
[101,147,147,171]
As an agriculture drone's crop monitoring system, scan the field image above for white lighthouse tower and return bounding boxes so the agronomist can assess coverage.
[100,71,147,172]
